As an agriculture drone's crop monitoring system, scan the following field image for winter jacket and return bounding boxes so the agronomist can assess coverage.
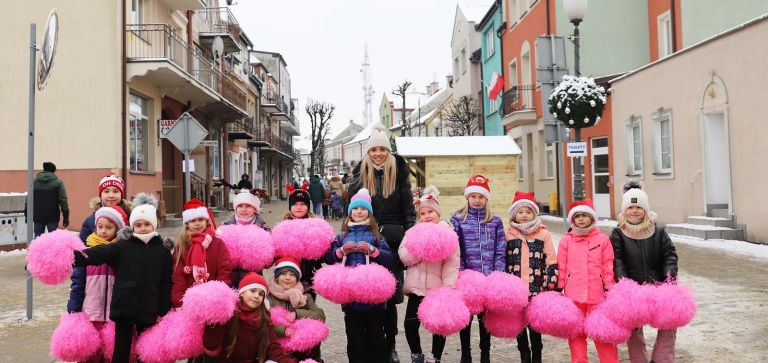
[308,177,325,203]
[450,207,506,275]
[557,227,615,305]
[329,177,345,196]
[506,224,558,296]
[203,307,297,363]
[610,226,678,284]
[171,236,233,308]
[32,171,69,224]
[348,154,417,233]
[399,221,460,296]
[266,292,326,337]
[324,224,393,312]
[68,234,117,320]
[73,233,173,324]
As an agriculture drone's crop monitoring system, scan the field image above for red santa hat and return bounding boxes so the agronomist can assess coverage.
[95,205,128,231]
[464,175,491,200]
[567,199,598,226]
[508,191,539,217]
[98,173,125,199]
[238,272,269,295]
[273,256,302,280]
[182,198,217,229]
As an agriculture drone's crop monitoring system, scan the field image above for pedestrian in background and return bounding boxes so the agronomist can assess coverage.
[31,162,70,237]
[308,175,325,216]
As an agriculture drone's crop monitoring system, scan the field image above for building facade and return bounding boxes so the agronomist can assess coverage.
[476,0,504,136]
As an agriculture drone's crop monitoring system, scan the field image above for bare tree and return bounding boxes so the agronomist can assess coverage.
[305,99,335,175]
[440,95,483,136]
[392,80,412,136]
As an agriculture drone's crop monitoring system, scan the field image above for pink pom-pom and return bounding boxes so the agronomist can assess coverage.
[217,224,275,271]
[601,279,655,329]
[456,269,487,315]
[272,218,335,260]
[484,271,529,312]
[50,312,101,361]
[584,306,632,344]
[27,229,84,285]
[270,306,293,326]
[402,222,459,262]
[418,287,471,336]
[649,282,697,329]
[136,311,204,363]
[313,264,354,304]
[99,320,116,361]
[280,318,330,352]
[526,291,584,339]
[180,280,238,325]
[300,360,320,363]
[348,263,396,304]
[483,308,527,338]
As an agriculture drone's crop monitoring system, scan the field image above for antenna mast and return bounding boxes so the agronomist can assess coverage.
[361,43,374,125]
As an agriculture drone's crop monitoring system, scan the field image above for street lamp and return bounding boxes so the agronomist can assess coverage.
[564,0,588,201]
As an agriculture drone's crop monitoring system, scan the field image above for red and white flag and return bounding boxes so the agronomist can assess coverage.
[488,72,504,100]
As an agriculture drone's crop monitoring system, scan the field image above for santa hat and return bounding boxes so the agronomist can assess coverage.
[95,205,128,231]
[621,181,650,213]
[508,191,540,217]
[414,185,441,216]
[129,193,159,229]
[348,188,373,214]
[232,190,260,212]
[365,123,391,152]
[274,256,302,280]
[98,173,125,199]
[238,272,269,295]
[286,183,311,210]
[567,199,598,226]
[464,175,491,200]
[182,198,217,229]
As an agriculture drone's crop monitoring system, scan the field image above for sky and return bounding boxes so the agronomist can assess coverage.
[231,0,461,144]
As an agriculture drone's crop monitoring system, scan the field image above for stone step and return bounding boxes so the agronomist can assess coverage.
[710,208,731,219]
[666,223,745,241]
[687,216,735,228]
[163,217,183,228]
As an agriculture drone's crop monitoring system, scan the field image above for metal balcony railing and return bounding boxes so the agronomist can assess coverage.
[226,117,254,137]
[197,7,242,45]
[252,126,294,156]
[191,172,209,203]
[501,85,536,116]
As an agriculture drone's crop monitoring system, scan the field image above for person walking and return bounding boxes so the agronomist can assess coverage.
[32,162,70,237]
[236,173,253,191]
[308,175,325,216]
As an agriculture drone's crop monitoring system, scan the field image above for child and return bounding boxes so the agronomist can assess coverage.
[321,190,330,220]
[506,192,558,363]
[282,184,321,298]
[267,256,327,362]
[220,190,270,231]
[171,198,233,308]
[450,175,506,363]
[325,188,393,363]
[79,173,132,243]
[558,199,618,363]
[399,186,460,363]
[610,182,679,363]
[68,205,128,362]
[73,193,172,363]
[203,272,297,363]
[330,192,342,220]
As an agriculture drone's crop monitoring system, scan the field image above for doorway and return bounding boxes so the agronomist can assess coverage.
[590,137,610,218]
[701,112,732,213]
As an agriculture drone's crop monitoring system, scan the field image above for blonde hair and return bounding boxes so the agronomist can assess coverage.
[357,152,397,197]
[173,225,194,272]
[454,201,494,224]
[340,214,382,243]
[282,211,316,220]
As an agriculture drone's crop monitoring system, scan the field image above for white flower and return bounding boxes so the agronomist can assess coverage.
[595,116,601,125]
[565,107,571,114]
[584,117,590,123]
[590,100,596,107]
[557,102,562,109]
[569,119,574,125]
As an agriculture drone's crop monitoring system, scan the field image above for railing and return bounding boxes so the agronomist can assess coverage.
[197,7,241,45]
[190,172,209,203]
[227,117,254,135]
[501,85,536,116]
[252,126,294,156]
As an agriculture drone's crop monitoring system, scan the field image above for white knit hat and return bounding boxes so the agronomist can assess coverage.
[365,123,391,152]
[621,181,650,213]
[232,190,260,212]
[415,185,441,216]
[129,193,159,229]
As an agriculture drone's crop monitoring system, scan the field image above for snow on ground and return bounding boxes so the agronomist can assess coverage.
[667,223,734,231]
[671,234,768,261]
[0,249,26,257]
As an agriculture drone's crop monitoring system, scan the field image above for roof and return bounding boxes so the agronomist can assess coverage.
[476,0,500,30]
[250,50,288,67]
[458,0,495,23]
[395,136,521,157]
[345,123,373,146]
[330,122,365,143]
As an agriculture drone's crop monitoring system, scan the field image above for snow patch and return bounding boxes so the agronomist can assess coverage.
[671,235,768,261]
[667,223,734,231]
[0,249,27,257]
[0,192,27,196]
[687,216,729,221]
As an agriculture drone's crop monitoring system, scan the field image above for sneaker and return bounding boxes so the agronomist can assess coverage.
[410,353,424,363]
[424,353,437,363]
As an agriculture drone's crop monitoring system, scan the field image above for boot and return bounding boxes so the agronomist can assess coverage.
[480,350,490,363]
[460,349,472,363]
[531,348,542,363]
[410,353,424,363]
[519,348,531,363]
[424,353,437,363]
[388,348,401,363]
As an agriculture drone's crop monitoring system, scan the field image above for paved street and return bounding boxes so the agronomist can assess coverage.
[1,200,767,362]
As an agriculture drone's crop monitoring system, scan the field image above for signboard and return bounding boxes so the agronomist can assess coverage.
[200,140,218,147]
[159,119,177,138]
[166,112,207,153]
[567,142,587,157]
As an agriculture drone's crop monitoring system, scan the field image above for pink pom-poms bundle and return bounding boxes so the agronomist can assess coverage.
[280,318,330,352]
[418,287,471,336]
[269,306,293,326]
[484,271,529,312]
[313,263,396,304]
[649,282,697,329]
[27,229,85,285]
[272,218,335,260]
[526,291,584,339]
[313,264,354,304]
[217,224,275,271]
[180,280,239,325]
[599,279,654,329]
[456,269,487,315]
[99,321,116,361]
[49,312,101,362]
[136,310,204,363]
[584,305,632,344]
[401,222,459,262]
[483,308,527,338]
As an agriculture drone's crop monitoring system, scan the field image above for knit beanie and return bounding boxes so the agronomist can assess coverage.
[348,188,373,214]
[182,198,217,229]
[567,199,597,226]
[464,175,491,200]
[414,185,441,216]
[98,173,125,199]
[273,256,302,280]
[232,190,260,212]
[239,272,269,295]
[95,205,128,230]
[621,181,650,213]
[42,162,56,173]
[129,193,159,229]
[508,191,539,218]
[365,123,391,152]
[286,183,311,210]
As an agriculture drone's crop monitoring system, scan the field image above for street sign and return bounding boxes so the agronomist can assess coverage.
[567,142,587,157]
[200,140,218,147]
[166,112,207,153]
[158,119,177,138]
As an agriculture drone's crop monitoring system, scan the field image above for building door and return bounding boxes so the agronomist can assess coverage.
[590,137,611,218]
[702,112,732,212]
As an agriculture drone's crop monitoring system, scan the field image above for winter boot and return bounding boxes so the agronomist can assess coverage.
[531,348,542,363]
[410,353,424,363]
[519,348,531,363]
[423,353,438,363]
[480,350,490,363]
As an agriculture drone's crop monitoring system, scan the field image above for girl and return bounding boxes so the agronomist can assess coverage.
[558,199,618,363]
[68,205,128,362]
[171,198,232,308]
[506,192,558,363]
[267,256,327,362]
[282,184,322,298]
[610,182,678,363]
[220,190,270,231]
[203,272,297,363]
[325,188,393,363]
[450,175,506,363]
[399,186,460,363]
[79,173,132,243]
[72,193,172,363]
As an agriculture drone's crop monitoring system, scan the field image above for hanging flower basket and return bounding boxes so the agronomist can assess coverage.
[548,75,607,129]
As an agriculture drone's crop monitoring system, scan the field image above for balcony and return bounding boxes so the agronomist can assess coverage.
[160,0,205,11]
[197,7,242,53]
[501,85,538,128]
[227,118,254,140]
[272,100,290,122]
[281,112,300,136]
[248,126,294,159]
[261,91,281,113]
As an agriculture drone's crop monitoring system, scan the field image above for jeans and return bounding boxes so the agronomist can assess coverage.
[313,201,323,216]
[33,221,59,238]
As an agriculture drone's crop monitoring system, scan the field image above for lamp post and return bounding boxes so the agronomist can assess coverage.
[564,0,588,201]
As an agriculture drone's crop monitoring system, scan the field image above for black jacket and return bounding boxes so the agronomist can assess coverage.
[32,171,69,223]
[74,234,173,324]
[610,226,678,284]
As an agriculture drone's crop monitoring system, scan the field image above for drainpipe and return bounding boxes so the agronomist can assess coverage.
[670,0,678,52]
[546,0,551,35]
[121,0,128,187]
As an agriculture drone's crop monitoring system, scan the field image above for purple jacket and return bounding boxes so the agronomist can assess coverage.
[450,207,506,275]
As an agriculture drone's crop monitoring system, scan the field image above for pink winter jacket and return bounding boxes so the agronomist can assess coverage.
[557,227,615,305]
[399,221,461,297]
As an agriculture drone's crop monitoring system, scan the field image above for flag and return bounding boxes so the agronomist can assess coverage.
[488,72,504,100]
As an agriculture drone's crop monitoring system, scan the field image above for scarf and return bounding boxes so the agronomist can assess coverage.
[570,225,594,236]
[618,211,657,240]
[347,219,371,227]
[86,233,116,247]
[235,215,256,225]
[373,164,384,171]
[268,281,307,309]
[184,229,214,284]
[133,231,158,244]
[509,218,542,236]
[236,301,264,330]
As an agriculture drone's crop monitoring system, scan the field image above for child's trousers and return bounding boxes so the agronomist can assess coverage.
[344,310,387,363]
[516,325,543,352]
[568,302,619,363]
[627,327,676,363]
[459,313,491,355]
[404,294,447,359]
[113,319,151,363]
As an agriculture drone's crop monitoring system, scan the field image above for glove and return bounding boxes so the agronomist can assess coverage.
[63,219,69,228]
[357,242,377,256]
[339,242,358,256]
[286,311,297,323]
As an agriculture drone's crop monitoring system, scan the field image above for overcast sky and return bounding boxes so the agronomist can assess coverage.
[231,1,459,143]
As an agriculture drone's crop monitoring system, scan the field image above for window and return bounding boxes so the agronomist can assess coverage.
[658,11,673,58]
[488,88,498,115]
[545,143,554,179]
[508,0,519,25]
[131,0,144,24]
[515,137,524,180]
[486,29,495,58]
[461,48,467,74]
[129,93,149,172]
[509,59,518,86]
[652,109,674,175]
[210,129,221,179]
[625,116,643,175]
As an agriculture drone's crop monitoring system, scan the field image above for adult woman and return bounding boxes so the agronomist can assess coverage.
[347,123,417,363]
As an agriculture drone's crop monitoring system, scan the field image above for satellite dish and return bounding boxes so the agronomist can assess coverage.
[212,36,224,59]
[38,9,59,91]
